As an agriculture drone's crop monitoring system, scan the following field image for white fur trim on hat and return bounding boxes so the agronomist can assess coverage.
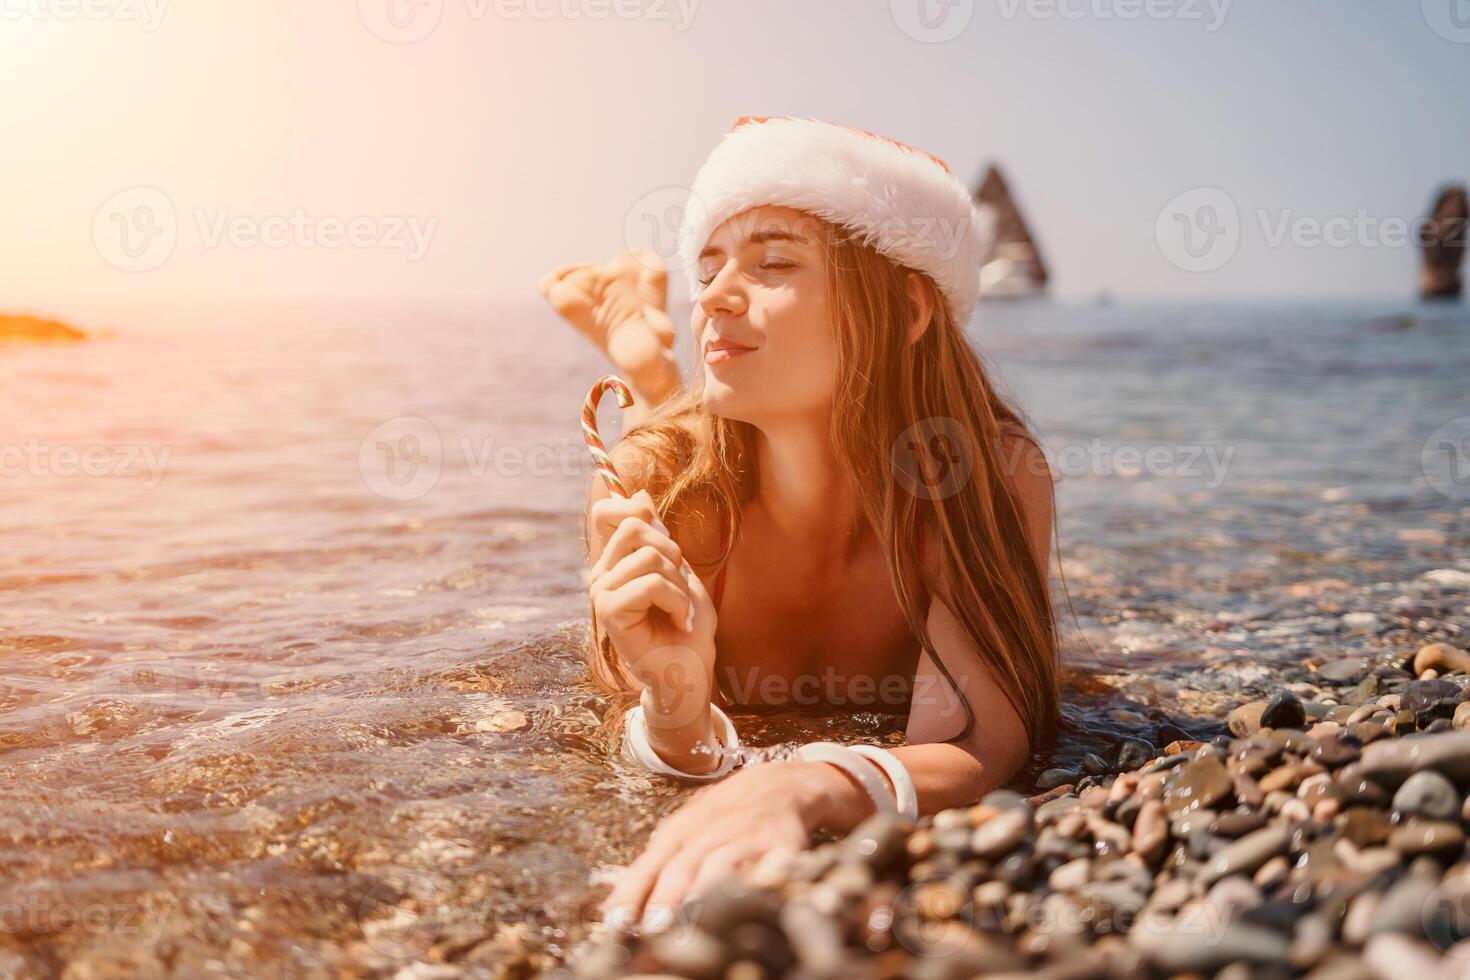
[676,116,991,326]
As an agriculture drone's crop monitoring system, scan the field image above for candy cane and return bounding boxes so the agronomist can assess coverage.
[581,375,635,497]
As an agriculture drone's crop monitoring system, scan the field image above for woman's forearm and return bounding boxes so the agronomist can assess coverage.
[640,685,724,775]
[800,742,1000,832]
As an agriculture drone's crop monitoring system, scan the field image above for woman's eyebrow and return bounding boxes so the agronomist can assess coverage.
[698,229,811,260]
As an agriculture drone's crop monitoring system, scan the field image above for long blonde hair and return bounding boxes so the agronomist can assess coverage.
[583,219,1061,751]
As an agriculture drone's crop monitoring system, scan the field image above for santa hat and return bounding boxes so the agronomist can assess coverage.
[675,115,991,326]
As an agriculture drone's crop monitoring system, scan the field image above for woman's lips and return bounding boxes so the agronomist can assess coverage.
[704,343,755,365]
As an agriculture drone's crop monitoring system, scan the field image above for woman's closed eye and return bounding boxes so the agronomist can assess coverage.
[697,259,797,287]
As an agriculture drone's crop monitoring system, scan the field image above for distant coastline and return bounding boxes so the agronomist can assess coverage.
[0,314,86,344]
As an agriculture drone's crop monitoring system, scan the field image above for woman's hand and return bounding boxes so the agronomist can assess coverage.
[599,760,834,931]
[588,489,717,719]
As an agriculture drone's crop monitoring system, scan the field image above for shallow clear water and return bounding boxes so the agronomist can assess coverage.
[1,299,1466,973]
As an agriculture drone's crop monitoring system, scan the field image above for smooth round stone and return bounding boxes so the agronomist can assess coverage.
[1335,765,1389,807]
[1200,824,1293,886]
[1368,871,1441,935]
[970,808,1032,859]
[1363,933,1448,980]
[1259,762,1308,794]
[1404,678,1463,714]
[1392,769,1460,820]
[1036,767,1078,791]
[1414,642,1470,677]
[1389,819,1465,857]
[1129,917,1289,973]
[1155,722,1195,745]
[1455,702,1470,731]
[1081,753,1110,776]
[1048,857,1092,892]
[1342,612,1382,633]
[1233,773,1265,809]
[931,808,969,831]
[1260,690,1306,730]
[1279,798,1311,822]
[1131,800,1169,863]
[1337,807,1392,847]
[1318,656,1371,683]
[1349,720,1391,745]
[1114,737,1154,773]
[1360,730,1470,784]
[1211,808,1267,838]
[911,876,968,919]
[648,928,726,976]
[981,789,1030,811]
[1036,795,1082,824]
[1163,753,1234,819]
[1228,701,1268,738]
[1311,734,1362,768]
[1298,772,1343,808]
[840,811,912,868]
[1252,853,1290,891]
[1204,875,1263,918]
[1170,808,1217,838]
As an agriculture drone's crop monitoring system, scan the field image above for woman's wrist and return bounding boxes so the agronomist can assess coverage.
[639,686,721,774]
[787,759,878,833]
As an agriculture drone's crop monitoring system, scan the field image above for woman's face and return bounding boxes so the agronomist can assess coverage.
[691,205,838,424]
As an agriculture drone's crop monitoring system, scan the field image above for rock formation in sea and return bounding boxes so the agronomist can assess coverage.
[1421,184,1467,301]
[0,314,86,344]
[974,164,1049,300]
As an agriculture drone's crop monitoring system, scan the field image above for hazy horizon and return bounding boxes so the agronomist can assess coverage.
[3,0,1467,323]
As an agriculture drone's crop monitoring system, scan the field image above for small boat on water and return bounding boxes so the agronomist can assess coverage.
[973,165,1049,301]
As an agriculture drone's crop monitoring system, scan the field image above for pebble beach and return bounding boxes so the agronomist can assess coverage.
[569,576,1470,979]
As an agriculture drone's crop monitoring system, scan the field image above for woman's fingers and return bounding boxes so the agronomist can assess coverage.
[601,823,687,923]
[685,842,755,900]
[590,545,684,599]
[589,516,683,583]
[589,490,665,553]
[639,846,707,930]
[592,573,693,634]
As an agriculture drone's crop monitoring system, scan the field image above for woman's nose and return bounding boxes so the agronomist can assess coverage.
[696,266,746,318]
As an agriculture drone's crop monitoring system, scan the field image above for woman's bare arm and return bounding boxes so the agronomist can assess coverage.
[796,430,1055,827]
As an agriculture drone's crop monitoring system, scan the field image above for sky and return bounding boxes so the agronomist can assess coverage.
[1,0,1467,320]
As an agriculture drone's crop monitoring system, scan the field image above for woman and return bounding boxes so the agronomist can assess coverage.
[539,116,1060,931]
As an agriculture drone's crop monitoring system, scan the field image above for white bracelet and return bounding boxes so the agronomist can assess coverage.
[621,702,740,781]
[848,744,919,820]
[794,742,897,816]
